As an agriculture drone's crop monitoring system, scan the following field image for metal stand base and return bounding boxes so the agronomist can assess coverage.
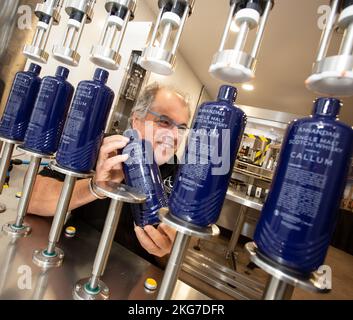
[159,208,220,239]
[32,248,64,269]
[2,222,31,238]
[73,278,110,300]
[32,161,94,269]
[72,181,146,300]
[245,242,330,299]
[157,208,220,300]
[17,146,54,160]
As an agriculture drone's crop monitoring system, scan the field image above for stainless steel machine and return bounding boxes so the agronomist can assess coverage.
[23,0,64,63]
[209,0,274,83]
[139,0,195,75]
[90,0,137,70]
[52,0,96,66]
[306,0,353,96]
[72,181,146,300]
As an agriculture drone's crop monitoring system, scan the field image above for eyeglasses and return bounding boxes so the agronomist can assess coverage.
[147,110,188,133]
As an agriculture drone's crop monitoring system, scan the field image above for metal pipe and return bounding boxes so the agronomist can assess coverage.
[226,205,247,260]
[150,8,164,46]
[233,21,249,53]
[339,22,353,55]
[218,2,236,52]
[171,5,189,55]
[89,199,123,290]
[0,142,15,194]
[112,11,130,54]
[160,23,173,51]
[262,276,294,300]
[72,15,87,52]
[316,0,340,61]
[251,0,272,59]
[46,175,76,254]
[14,156,41,228]
[157,231,191,300]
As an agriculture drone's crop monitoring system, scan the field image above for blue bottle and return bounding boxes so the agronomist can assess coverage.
[0,63,41,141]
[23,66,74,155]
[169,85,247,227]
[122,129,168,227]
[56,68,115,173]
[254,98,353,277]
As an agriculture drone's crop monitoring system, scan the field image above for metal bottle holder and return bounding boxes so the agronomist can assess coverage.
[53,0,96,66]
[306,0,353,96]
[32,161,94,269]
[90,0,137,70]
[73,181,146,300]
[245,242,331,300]
[139,0,195,75]
[0,137,22,195]
[23,0,64,63]
[2,146,54,238]
[209,0,274,83]
[156,208,220,300]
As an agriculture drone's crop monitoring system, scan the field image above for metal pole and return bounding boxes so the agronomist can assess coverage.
[250,0,272,59]
[226,205,247,265]
[46,175,76,255]
[233,21,249,53]
[0,142,14,193]
[157,231,191,300]
[316,0,340,61]
[339,22,353,56]
[262,275,294,300]
[89,199,123,290]
[218,2,236,52]
[14,156,41,228]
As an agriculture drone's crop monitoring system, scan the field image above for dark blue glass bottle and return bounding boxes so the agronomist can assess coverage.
[254,98,353,277]
[23,66,74,155]
[169,85,247,227]
[56,68,115,173]
[122,129,168,227]
[0,63,42,141]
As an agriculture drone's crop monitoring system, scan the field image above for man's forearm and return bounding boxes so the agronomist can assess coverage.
[29,177,98,216]
[69,178,98,211]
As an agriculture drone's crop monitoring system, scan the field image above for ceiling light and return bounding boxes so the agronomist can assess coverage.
[242,83,255,91]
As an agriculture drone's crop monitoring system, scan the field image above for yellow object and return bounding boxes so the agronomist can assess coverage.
[15,192,22,198]
[144,277,158,291]
[65,226,76,237]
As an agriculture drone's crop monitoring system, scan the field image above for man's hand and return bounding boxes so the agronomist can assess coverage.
[95,135,130,183]
[134,223,176,257]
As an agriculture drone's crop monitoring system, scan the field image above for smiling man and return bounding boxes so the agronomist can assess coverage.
[28,83,191,264]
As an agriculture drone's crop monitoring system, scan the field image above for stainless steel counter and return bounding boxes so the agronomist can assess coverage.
[0,215,210,300]
[225,189,263,211]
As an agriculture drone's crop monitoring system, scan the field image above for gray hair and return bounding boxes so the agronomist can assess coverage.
[128,82,191,127]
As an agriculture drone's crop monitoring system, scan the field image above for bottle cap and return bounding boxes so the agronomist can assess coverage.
[93,68,109,84]
[65,226,76,238]
[123,129,140,141]
[144,278,158,291]
[28,63,42,76]
[313,97,341,117]
[217,85,238,104]
[55,66,70,80]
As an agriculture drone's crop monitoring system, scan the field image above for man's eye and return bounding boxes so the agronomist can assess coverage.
[158,119,171,127]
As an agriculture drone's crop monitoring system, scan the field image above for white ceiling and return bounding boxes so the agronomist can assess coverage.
[145,0,353,125]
